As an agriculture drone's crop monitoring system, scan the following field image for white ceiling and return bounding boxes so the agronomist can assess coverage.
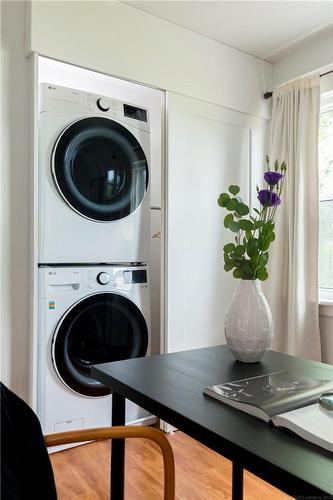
[124,1,333,62]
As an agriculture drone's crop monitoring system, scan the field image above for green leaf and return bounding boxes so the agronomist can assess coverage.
[258,239,270,252]
[217,192,230,207]
[234,245,245,256]
[239,219,253,230]
[228,185,240,196]
[259,252,269,267]
[224,262,234,272]
[235,203,250,216]
[247,238,258,257]
[223,243,235,253]
[245,229,252,240]
[225,198,238,211]
[253,208,261,215]
[250,254,260,267]
[257,237,263,251]
[240,260,254,279]
[263,220,274,233]
[257,267,268,281]
[233,268,242,279]
[253,220,265,230]
[224,213,233,228]
[229,220,240,233]
[224,252,231,264]
[258,234,272,251]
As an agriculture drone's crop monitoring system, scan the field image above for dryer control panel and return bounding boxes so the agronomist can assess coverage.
[39,83,150,133]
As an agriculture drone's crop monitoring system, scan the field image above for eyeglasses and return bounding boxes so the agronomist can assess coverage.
[319,392,333,411]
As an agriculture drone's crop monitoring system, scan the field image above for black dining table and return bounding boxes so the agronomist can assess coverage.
[92,345,333,500]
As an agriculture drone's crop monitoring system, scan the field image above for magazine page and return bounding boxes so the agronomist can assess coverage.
[272,403,333,453]
[206,371,333,418]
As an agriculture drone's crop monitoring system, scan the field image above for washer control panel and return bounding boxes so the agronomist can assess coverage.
[85,266,148,291]
[39,265,149,299]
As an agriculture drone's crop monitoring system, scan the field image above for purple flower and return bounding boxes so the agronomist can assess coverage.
[257,189,281,207]
[264,171,284,186]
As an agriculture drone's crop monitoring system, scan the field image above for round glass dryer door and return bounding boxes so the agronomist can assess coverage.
[52,117,149,222]
[52,293,148,397]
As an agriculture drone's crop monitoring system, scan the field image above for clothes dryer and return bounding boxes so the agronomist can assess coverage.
[38,84,151,263]
[37,265,151,437]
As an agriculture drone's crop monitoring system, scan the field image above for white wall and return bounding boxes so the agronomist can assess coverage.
[166,93,267,353]
[273,26,333,86]
[321,72,333,94]
[1,1,33,400]
[28,1,272,120]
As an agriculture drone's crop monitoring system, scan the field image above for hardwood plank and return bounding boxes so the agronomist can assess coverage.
[50,430,292,499]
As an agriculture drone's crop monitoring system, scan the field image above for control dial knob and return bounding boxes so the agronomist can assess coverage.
[97,272,110,285]
[96,98,110,112]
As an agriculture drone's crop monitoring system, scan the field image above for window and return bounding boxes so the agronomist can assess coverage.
[319,91,333,300]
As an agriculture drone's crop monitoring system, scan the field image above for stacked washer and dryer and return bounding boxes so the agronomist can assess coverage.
[37,83,153,436]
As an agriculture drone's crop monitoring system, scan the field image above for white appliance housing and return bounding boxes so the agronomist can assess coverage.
[38,83,151,264]
[37,265,151,437]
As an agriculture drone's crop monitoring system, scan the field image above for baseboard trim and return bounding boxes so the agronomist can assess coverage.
[127,415,158,427]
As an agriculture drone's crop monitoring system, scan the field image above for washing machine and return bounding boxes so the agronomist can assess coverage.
[38,83,151,264]
[37,265,152,437]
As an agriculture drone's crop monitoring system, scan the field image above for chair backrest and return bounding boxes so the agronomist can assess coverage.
[45,426,175,500]
[0,383,57,499]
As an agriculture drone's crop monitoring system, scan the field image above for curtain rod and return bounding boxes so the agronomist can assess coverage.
[263,69,333,100]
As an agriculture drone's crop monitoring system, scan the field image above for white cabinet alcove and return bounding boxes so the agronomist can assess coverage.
[165,92,267,354]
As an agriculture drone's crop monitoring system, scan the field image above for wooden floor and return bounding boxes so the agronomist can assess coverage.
[50,430,291,500]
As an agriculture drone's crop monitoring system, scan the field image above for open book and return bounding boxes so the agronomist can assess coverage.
[203,371,333,452]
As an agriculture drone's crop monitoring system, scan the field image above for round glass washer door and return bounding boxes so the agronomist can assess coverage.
[52,292,148,397]
[52,117,149,222]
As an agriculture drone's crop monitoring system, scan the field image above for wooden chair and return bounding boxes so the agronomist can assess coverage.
[44,426,175,500]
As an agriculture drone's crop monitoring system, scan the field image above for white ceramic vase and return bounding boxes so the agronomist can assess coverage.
[224,279,273,363]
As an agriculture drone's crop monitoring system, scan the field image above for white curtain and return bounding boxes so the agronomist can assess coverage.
[265,75,321,361]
